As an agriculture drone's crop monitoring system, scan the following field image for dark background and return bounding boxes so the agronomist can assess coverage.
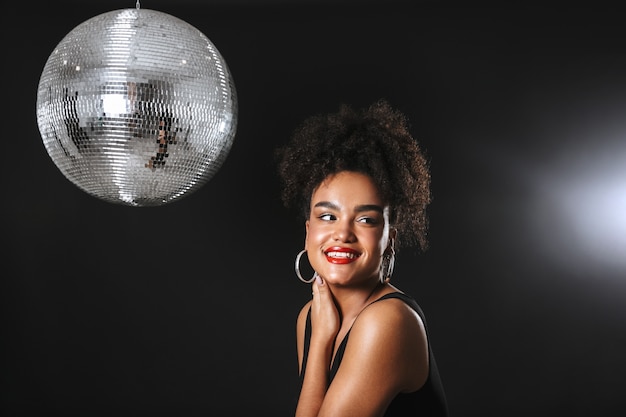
[3,1,625,416]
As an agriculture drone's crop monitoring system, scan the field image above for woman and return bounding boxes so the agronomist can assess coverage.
[276,100,448,417]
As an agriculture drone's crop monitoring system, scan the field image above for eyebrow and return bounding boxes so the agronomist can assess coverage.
[313,201,384,214]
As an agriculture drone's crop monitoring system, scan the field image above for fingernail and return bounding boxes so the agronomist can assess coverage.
[315,274,323,286]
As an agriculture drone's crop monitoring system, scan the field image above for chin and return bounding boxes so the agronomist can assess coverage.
[324,271,374,287]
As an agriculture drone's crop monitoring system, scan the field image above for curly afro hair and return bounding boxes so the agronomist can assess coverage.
[275,99,431,252]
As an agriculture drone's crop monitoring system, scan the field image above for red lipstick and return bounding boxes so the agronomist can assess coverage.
[324,247,361,264]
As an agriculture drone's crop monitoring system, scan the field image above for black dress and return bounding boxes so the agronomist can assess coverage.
[298,292,449,416]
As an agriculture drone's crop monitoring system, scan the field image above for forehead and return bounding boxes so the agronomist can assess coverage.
[311,171,383,204]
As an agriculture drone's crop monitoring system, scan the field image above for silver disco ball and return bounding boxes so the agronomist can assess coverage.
[36,7,237,206]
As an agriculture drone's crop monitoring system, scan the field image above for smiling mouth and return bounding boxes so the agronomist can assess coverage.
[324,248,361,264]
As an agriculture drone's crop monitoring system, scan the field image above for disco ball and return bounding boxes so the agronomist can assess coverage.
[36,7,237,206]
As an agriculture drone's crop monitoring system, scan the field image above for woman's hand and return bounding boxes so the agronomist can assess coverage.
[295,274,339,417]
[310,275,339,344]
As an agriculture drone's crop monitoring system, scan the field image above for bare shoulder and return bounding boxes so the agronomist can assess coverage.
[342,294,429,393]
[352,295,425,339]
[297,300,312,321]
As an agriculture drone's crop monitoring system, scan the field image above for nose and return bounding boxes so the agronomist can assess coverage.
[333,219,356,242]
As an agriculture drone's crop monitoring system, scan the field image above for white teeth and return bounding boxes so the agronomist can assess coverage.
[326,251,358,259]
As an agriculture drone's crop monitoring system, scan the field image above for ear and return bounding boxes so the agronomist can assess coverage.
[387,228,397,251]
[304,220,310,247]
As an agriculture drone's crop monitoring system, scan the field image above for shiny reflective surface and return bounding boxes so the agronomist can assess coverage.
[36,8,237,206]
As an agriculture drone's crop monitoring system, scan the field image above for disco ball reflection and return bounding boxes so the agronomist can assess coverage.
[36,8,237,206]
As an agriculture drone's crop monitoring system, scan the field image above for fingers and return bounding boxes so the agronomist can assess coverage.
[311,273,324,298]
[311,274,333,306]
[309,274,340,341]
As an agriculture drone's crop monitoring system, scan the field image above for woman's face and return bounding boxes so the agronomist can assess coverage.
[305,171,392,286]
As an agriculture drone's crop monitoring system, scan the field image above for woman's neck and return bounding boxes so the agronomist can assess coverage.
[331,280,388,324]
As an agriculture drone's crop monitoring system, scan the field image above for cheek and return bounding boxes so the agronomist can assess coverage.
[305,224,323,248]
[305,222,336,253]
[370,233,389,255]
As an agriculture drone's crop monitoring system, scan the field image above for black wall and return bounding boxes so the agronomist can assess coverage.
[3,1,625,416]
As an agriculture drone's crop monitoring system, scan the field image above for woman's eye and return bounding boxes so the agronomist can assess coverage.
[319,213,335,221]
[357,216,377,224]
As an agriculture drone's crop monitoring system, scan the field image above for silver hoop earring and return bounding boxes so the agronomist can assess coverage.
[380,248,396,284]
[295,249,317,284]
